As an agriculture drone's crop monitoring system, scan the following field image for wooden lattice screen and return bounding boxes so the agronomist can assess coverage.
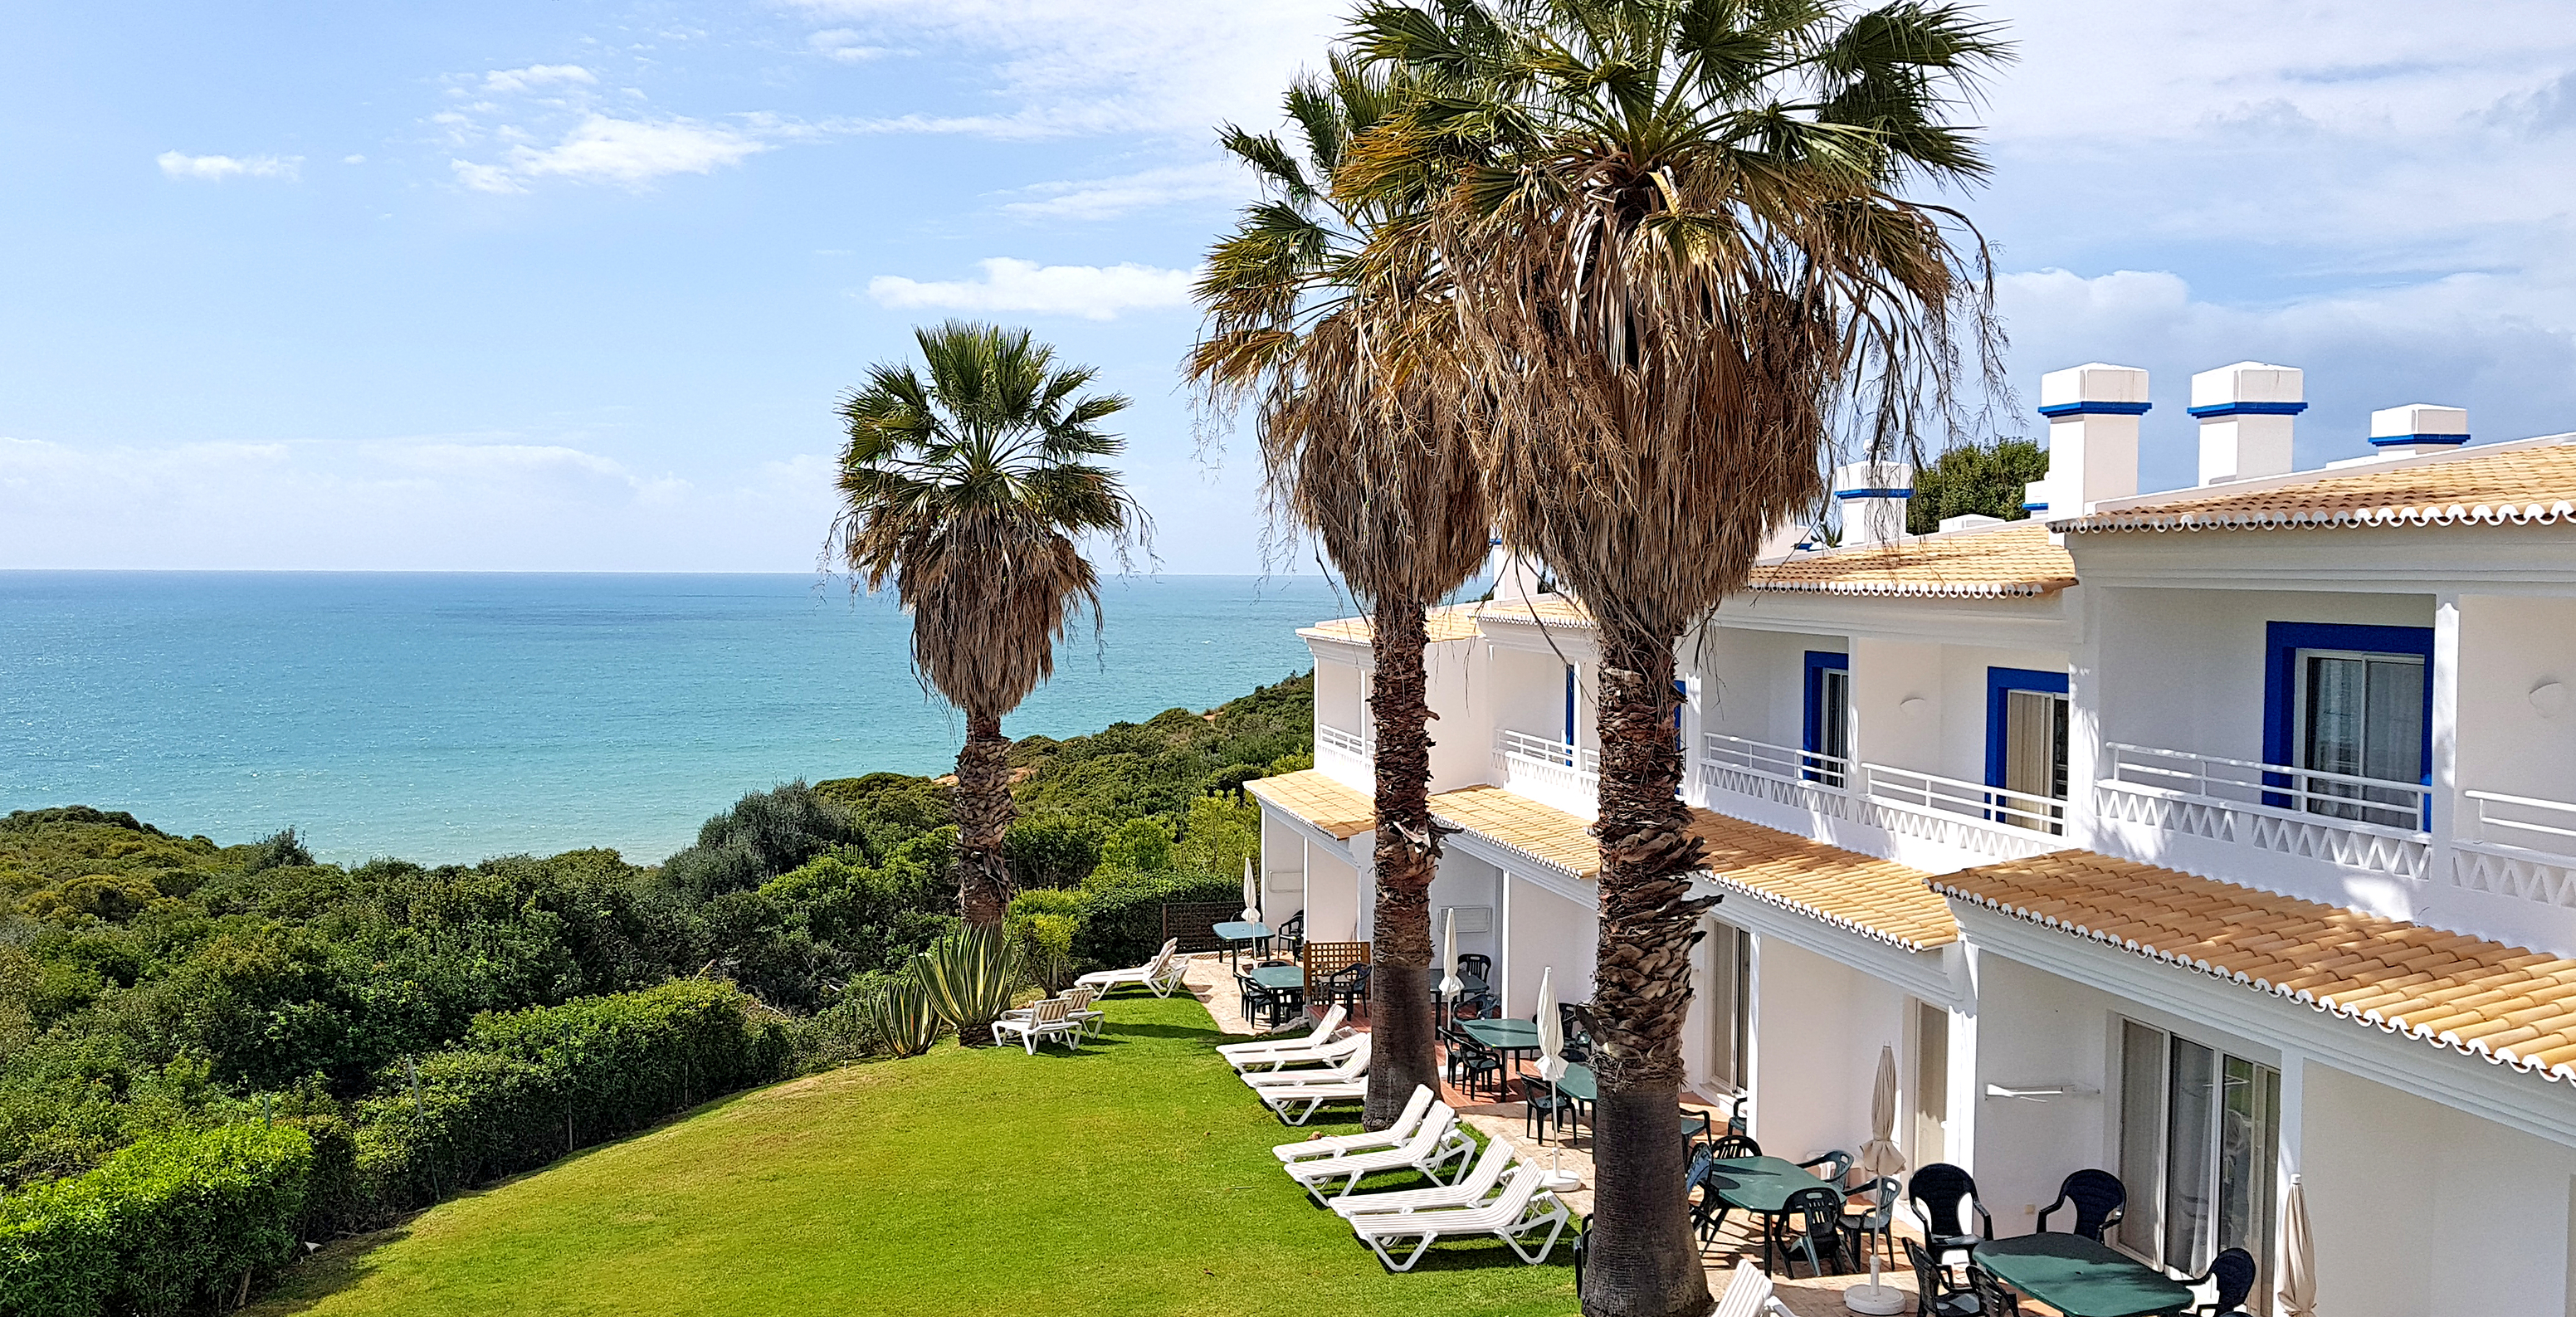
[1159,902,1242,954]
[1301,940,1371,990]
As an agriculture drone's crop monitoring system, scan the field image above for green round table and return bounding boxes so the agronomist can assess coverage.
[1704,1156,1841,1274]
[1972,1234,2195,1317]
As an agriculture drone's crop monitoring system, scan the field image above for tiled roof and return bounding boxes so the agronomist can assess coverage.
[1246,770,1374,840]
[1430,785,1956,950]
[1686,812,1959,950]
[1745,523,2076,598]
[1300,602,1486,646]
[2060,437,2576,533]
[1430,785,1599,879]
[1935,851,2576,1086]
[1474,593,1596,630]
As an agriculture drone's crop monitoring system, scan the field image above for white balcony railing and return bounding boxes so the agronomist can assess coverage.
[1862,763,2067,837]
[1315,724,1370,779]
[1318,724,1369,758]
[2101,743,2430,835]
[2463,790,2576,861]
[1700,733,1851,791]
[1494,729,1599,812]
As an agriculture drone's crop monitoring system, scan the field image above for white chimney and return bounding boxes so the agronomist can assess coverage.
[2035,363,2148,513]
[2191,361,2305,485]
[2369,403,2470,458]
[1832,461,1914,546]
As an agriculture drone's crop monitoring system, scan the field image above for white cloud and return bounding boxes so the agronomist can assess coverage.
[866,257,1197,319]
[785,0,1343,138]
[156,152,300,182]
[807,29,889,63]
[1001,161,1248,221]
[481,64,597,95]
[454,115,769,193]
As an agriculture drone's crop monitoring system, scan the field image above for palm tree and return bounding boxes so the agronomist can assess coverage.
[832,321,1144,944]
[1344,3,2011,1313]
[1190,59,1490,1129]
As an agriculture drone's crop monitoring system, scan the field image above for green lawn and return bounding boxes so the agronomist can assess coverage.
[250,993,1577,1316]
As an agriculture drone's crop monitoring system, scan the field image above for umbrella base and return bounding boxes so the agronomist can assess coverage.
[1842,1284,1906,1315]
[1539,1171,1583,1193]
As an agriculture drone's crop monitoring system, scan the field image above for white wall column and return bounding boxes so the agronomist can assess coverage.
[2432,593,2462,876]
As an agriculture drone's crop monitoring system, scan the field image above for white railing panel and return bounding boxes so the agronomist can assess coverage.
[2465,789,2576,862]
[1700,733,1851,792]
[1318,724,1368,758]
[2103,742,2428,836]
[1862,763,2067,837]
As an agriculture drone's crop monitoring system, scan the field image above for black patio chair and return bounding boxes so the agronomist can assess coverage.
[1842,1174,1899,1271]
[1708,1133,1761,1160]
[1906,1163,1994,1269]
[2188,1247,2256,1315]
[1459,952,1492,982]
[1559,1002,1595,1062]
[1967,1261,2022,1317]
[1235,973,1279,1029]
[1318,963,1370,1022]
[1521,1074,1578,1140]
[1274,910,1305,959]
[2036,1168,2126,1242]
[1799,1149,1854,1189]
[1770,1184,1852,1278]
[1903,1238,1978,1317]
[1694,1134,1761,1242]
[1443,1026,1503,1099]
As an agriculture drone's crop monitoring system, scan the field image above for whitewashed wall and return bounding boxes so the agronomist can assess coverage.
[1500,876,1596,1019]
[1746,938,1906,1168]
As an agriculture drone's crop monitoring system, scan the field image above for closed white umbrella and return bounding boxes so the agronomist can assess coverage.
[1437,908,1462,1004]
[1844,1042,1908,1312]
[1242,856,1261,924]
[2278,1174,2317,1317]
[1533,968,1579,1191]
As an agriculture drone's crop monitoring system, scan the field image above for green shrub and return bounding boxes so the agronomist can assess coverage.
[1070,871,1240,968]
[848,971,939,1060]
[0,1123,311,1317]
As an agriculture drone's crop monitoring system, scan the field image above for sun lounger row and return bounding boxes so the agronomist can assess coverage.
[990,984,1102,1053]
[1073,938,1190,999]
[1265,1081,1571,1272]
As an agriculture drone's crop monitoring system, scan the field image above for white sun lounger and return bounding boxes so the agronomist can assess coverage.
[1283,1106,1471,1205]
[988,996,1080,1055]
[1345,1163,1570,1272]
[1073,939,1182,998]
[1258,1060,1377,1125]
[1710,1261,1794,1317]
[1332,1134,1516,1218]
[1238,1035,1367,1086]
[1219,1004,1347,1066]
[1275,1085,1438,1163]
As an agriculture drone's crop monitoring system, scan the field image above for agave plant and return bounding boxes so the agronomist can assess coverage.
[857,971,942,1058]
[915,924,1021,1046]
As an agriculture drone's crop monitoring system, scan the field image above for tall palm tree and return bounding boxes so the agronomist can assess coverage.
[1345,3,2010,1313]
[1190,58,1490,1128]
[832,321,1144,942]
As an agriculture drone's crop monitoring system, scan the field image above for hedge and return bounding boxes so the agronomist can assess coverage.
[0,1123,312,1317]
[1063,873,1241,968]
[352,978,790,1215]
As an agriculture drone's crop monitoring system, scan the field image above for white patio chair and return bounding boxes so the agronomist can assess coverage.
[1073,939,1177,998]
[1710,1261,1793,1317]
[1282,1106,1473,1204]
[1345,1163,1569,1272]
[1333,1134,1516,1218]
[1219,1003,1345,1064]
[1238,1035,1368,1086]
[1274,1084,1437,1163]
[988,996,1079,1055]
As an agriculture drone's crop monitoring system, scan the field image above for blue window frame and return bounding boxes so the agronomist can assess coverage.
[2261,621,2434,818]
[1803,651,1851,786]
[1984,667,2071,788]
[1564,665,1577,745]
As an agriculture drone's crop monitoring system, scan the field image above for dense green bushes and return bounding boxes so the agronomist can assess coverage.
[349,979,788,1218]
[0,1123,312,1317]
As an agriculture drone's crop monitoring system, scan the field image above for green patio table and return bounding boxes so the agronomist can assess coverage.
[1701,1155,1842,1274]
[1973,1234,2195,1317]
[1210,919,1271,970]
[1458,1015,1543,1065]
[1243,963,1306,1028]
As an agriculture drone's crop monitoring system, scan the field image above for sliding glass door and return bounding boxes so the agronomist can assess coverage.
[2116,1018,2281,1312]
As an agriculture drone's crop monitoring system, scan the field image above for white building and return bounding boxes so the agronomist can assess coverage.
[1246,359,2576,1315]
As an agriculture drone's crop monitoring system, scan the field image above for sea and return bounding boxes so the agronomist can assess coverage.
[0,572,1352,866]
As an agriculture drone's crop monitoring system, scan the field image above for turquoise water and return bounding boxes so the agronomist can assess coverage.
[0,573,1344,866]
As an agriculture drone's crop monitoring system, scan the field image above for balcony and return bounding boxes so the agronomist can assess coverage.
[1315,723,1370,783]
[1493,729,1599,818]
[2454,789,2576,909]
[2096,742,2432,879]
[1857,763,2071,861]
[1696,733,1853,819]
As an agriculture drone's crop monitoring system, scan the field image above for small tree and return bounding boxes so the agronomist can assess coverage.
[1906,438,2047,534]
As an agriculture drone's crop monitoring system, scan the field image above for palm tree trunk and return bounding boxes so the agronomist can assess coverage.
[1364,599,1442,1129]
[1581,627,1715,1317]
[953,709,1015,930]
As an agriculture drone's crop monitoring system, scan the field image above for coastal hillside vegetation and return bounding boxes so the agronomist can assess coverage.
[0,671,1310,1313]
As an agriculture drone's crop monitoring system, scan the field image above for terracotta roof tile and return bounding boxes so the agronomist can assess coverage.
[1427,787,1958,950]
[1300,602,1488,646]
[2060,437,2576,533]
[1744,522,2076,599]
[1934,849,2576,1088]
[1245,770,1374,840]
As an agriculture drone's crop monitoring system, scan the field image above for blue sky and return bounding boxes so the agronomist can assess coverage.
[2,1,2571,573]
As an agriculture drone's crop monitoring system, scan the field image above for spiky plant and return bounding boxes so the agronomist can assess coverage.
[915,925,1022,1047]
[860,969,943,1058]
[832,321,1145,936]
[1191,56,1492,1129]
[1345,2,2011,1312]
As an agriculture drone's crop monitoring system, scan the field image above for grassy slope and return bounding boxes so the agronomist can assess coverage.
[251,993,1573,1317]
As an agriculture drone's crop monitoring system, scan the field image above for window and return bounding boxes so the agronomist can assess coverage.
[1911,1000,1948,1166]
[2117,1018,2281,1314]
[1803,651,1851,787]
[1564,664,1578,746]
[1705,924,1753,1094]
[2263,622,2432,830]
[1985,667,2070,833]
